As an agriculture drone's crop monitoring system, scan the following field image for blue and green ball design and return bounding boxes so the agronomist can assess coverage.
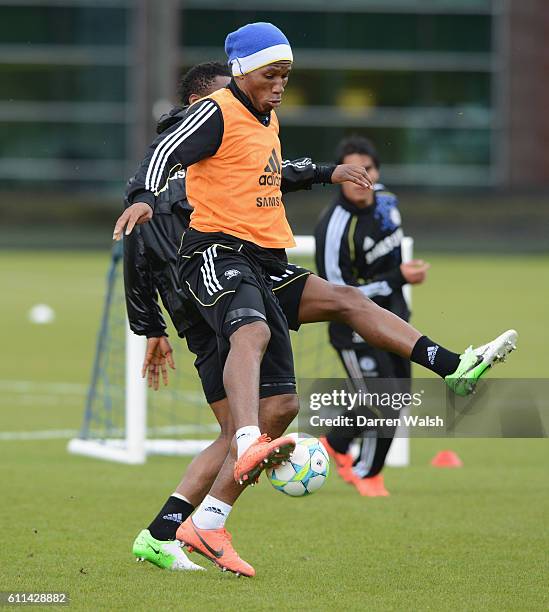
[267,434,330,497]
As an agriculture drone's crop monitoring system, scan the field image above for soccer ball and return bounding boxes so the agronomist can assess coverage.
[266,434,330,497]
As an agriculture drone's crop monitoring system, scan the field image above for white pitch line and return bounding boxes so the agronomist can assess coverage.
[0,380,206,404]
[0,429,79,441]
[6,394,84,406]
[0,379,214,441]
[0,379,88,394]
[0,424,220,441]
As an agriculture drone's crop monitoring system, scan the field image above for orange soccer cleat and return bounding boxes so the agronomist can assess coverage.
[176,518,255,577]
[233,433,295,485]
[320,436,354,483]
[350,473,390,497]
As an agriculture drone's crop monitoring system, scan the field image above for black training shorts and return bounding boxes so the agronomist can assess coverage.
[184,263,311,404]
[270,264,311,331]
[179,229,303,402]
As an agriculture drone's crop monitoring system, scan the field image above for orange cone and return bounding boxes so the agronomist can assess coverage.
[430,450,463,468]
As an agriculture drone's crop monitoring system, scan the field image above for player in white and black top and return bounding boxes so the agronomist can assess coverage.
[315,136,429,497]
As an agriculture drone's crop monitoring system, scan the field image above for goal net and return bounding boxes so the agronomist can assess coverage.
[68,236,412,466]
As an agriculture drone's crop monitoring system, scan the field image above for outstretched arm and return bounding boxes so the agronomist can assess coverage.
[281,158,372,194]
[123,227,178,389]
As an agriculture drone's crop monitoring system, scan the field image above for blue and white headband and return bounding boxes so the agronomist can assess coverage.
[225,22,293,77]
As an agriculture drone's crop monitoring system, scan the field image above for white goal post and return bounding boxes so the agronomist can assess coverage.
[386,235,412,467]
[68,235,413,466]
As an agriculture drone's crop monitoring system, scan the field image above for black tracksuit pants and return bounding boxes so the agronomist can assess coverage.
[326,343,411,479]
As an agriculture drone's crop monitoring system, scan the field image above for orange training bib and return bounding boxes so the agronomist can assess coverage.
[186,88,295,249]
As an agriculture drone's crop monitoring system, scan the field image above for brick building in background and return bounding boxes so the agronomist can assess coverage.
[1,0,547,192]
[507,0,549,187]
[0,0,547,252]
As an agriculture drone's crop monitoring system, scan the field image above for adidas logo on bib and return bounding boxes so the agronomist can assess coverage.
[258,148,281,186]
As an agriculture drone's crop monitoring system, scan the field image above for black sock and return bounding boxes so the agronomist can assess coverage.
[147,495,194,541]
[411,336,461,378]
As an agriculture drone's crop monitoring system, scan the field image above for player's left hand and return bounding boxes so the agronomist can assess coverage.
[331,164,373,189]
[400,259,430,285]
[112,202,153,241]
[142,336,175,390]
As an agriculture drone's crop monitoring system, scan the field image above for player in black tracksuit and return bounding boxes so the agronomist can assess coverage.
[315,136,429,496]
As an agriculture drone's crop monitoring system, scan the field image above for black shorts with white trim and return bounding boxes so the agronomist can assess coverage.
[271,263,311,331]
[179,228,302,403]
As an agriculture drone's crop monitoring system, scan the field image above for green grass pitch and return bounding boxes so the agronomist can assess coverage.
[0,251,548,611]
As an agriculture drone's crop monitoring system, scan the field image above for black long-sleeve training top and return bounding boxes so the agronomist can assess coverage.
[314,186,410,349]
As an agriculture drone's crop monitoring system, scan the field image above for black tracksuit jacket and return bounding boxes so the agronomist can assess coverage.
[315,187,410,349]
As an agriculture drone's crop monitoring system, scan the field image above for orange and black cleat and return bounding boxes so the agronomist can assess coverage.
[233,433,295,485]
[176,518,255,577]
[320,436,354,483]
[351,473,390,497]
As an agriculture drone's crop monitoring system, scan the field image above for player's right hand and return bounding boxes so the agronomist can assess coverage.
[331,164,373,189]
[142,336,176,390]
[113,202,153,241]
[400,259,430,284]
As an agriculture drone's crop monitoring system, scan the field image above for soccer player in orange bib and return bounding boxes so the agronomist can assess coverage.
[114,23,517,576]
[117,28,371,469]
